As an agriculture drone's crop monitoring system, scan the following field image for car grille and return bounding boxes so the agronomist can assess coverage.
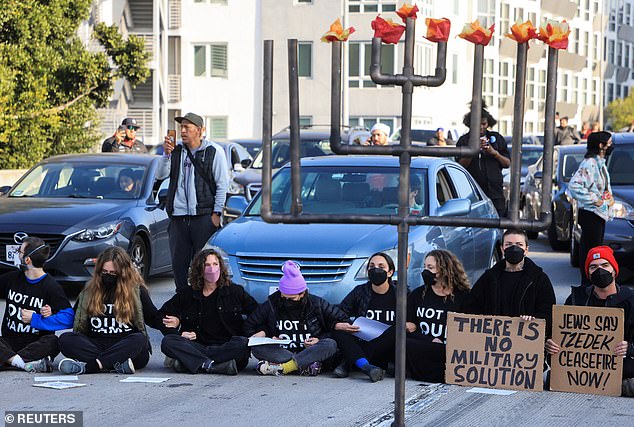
[237,255,355,284]
[0,233,66,263]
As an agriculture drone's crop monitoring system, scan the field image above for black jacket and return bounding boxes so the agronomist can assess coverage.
[464,257,556,331]
[101,137,147,153]
[166,144,218,216]
[566,284,634,358]
[244,292,348,339]
[159,284,257,342]
[338,282,397,319]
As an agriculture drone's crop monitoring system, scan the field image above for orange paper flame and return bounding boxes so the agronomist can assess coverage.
[321,18,355,43]
[458,20,495,46]
[505,20,538,43]
[425,18,451,43]
[537,19,570,50]
[371,15,406,44]
[396,3,419,22]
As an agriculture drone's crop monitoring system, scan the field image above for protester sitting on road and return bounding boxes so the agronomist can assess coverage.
[405,249,470,383]
[57,246,164,375]
[545,246,634,396]
[0,237,73,373]
[244,261,346,377]
[159,248,257,375]
[464,229,556,331]
[331,252,399,382]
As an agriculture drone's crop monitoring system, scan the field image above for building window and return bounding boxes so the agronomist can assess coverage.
[205,116,228,139]
[299,116,312,126]
[608,39,615,64]
[296,0,313,4]
[477,0,495,29]
[349,42,396,88]
[348,1,397,13]
[193,43,228,78]
[451,54,458,84]
[298,42,312,77]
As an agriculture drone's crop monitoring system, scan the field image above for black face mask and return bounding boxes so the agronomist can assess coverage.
[281,298,303,310]
[422,269,436,287]
[368,268,388,286]
[101,273,118,289]
[504,245,525,265]
[590,268,613,288]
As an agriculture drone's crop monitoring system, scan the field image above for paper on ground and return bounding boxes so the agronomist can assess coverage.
[351,317,390,341]
[32,382,87,390]
[466,387,516,395]
[248,337,292,347]
[120,377,170,383]
[34,375,79,382]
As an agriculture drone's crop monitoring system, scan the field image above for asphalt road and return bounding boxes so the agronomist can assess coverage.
[1,233,632,427]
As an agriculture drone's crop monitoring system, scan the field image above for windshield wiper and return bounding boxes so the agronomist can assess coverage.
[67,194,90,198]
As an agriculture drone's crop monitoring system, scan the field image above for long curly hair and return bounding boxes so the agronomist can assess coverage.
[188,248,231,291]
[423,249,470,298]
[85,246,146,325]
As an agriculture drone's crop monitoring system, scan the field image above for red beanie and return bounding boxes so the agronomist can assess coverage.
[585,246,619,277]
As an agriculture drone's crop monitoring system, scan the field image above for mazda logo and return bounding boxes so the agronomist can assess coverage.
[14,232,28,244]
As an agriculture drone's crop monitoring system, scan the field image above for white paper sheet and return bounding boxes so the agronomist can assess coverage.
[466,387,517,395]
[248,337,293,347]
[32,382,87,390]
[34,376,79,382]
[119,377,170,383]
[351,317,390,341]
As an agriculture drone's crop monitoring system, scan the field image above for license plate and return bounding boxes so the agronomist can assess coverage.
[268,286,279,295]
[6,244,21,265]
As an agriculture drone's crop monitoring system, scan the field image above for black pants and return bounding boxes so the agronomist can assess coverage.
[58,332,150,373]
[169,215,219,292]
[578,209,606,285]
[625,358,634,379]
[161,334,250,373]
[405,337,446,383]
[332,326,396,369]
[0,335,59,365]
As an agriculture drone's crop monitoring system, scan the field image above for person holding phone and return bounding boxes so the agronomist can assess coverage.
[456,104,510,216]
[156,112,230,293]
[102,118,147,153]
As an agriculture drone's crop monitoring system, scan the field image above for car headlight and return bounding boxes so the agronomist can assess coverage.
[73,222,122,242]
[227,180,244,195]
[612,198,634,220]
[354,247,410,280]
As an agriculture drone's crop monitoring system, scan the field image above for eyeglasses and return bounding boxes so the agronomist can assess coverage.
[126,126,138,131]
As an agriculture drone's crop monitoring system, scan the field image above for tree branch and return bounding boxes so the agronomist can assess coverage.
[1,85,99,120]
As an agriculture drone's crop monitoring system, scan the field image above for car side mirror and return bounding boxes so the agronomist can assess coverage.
[534,171,543,180]
[241,159,252,169]
[158,188,168,209]
[437,198,471,217]
[0,186,11,195]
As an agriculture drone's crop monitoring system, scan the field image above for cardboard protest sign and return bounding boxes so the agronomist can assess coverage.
[550,305,624,396]
[446,313,545,392]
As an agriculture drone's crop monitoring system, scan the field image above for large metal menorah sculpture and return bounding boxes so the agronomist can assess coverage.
[260,17,558,427]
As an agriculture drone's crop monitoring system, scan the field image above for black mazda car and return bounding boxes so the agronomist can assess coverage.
[0,154,171,288]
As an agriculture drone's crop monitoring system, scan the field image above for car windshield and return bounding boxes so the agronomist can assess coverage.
[607,143,634,185]
[508,147,543,170]
[8,162,147,199]
[247,166,428,216]
[250,138,335,169]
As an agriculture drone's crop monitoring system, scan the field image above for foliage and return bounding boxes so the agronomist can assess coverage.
[605,93,634,131]
[0,0,149,169]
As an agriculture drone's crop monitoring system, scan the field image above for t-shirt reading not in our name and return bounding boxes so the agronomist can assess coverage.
[366,287,396,326]
[0,271,70,338]
[275,305,310,351]
[407,287,468,343]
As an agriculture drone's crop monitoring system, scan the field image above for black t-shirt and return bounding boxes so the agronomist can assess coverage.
[275,304,309,351]
[496,270,525,317]
[197,290,231,345]
[456,130,508,200]
[587,292,608,307]
[366,287,396,326]
[407,286,468,343]
[0,271,70,338]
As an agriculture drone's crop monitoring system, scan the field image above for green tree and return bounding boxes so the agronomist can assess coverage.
[605,92,634,131]
[0,0,150,169]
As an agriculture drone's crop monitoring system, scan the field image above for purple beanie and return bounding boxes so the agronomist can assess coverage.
[279,261,307,294]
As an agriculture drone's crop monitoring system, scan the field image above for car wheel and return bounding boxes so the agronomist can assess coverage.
[547,216,568,251]
[129,235,149,280]
[570,234,580,267]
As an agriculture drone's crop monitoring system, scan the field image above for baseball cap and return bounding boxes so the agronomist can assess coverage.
[175,113,204,128]
[121,118,140,129]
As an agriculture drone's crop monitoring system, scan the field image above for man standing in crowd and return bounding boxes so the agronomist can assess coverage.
[366,123,391,146]
[427,127,449,146]
[546,246,634,396]
[465,229,556,331]
[158,112,230,293]
[456,105,510,217]
[554,116,581,146]
[102,118,148,153]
